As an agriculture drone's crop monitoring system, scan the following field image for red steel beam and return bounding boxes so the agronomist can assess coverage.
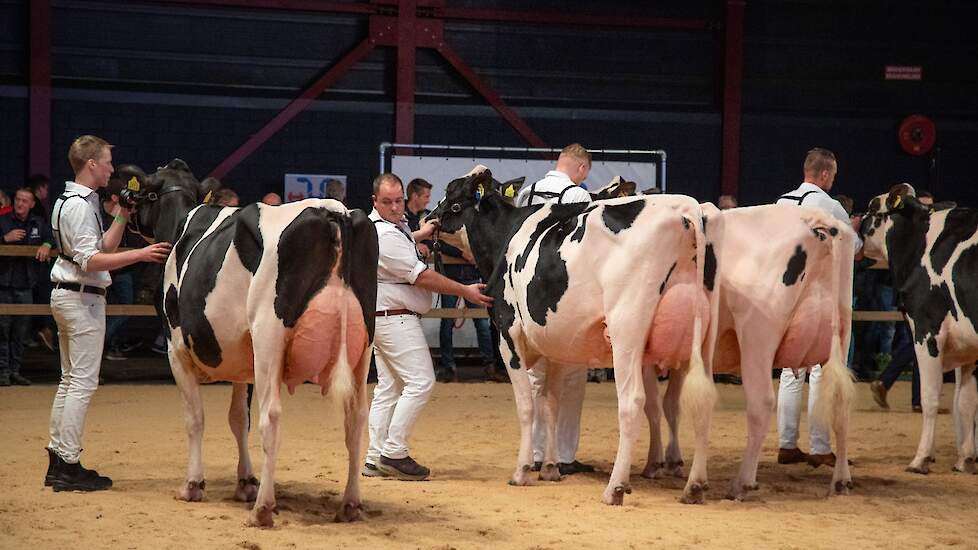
[436,42,546,148]
[395,0,417,144]
[720,0,745,199]
[437,7,712,30]
[208,38,376,179]
[29,0,52,181]
[150,0,377,15]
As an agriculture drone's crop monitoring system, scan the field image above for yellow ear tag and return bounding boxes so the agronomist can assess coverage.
[504,184,515,198]
[475,183,485,201]
[203,190,213,204]
[892,195,902,208]
[127,176,140,192]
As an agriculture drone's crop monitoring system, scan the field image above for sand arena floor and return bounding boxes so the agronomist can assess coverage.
[1,379,975,549]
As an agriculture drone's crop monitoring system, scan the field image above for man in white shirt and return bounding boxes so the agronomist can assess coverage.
[364,173,492,481]
[775,147,861,469]
[46,135,171,492]
[516,143,596,475]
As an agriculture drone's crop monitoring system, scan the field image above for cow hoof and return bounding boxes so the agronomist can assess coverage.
[333,501,362,523]
[176,479,206,502]
[602,484,631,506]
[927,456,936,463]
[246,504,277,528]
[640,462,665,480]
[665,460,685,478]
[833,480,853,495]
[234,476,260,502]
[905,464,930,475]
[679,482,707,505]
[538,463,561,482]
[952,457,977,474]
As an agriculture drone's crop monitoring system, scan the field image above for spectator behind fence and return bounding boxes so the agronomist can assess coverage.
[0,190,11,216]
[45,135,172,492]
[0,187,54,386]
[212,188,239,207]
[261,192,282,206]
[325,178,346,204]
[404,178,433,258]
[717,194,738,210]
[28,174,51,221]
[27,174,57,351]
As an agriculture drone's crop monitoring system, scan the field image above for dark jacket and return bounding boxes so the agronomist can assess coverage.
[0,211,53,288]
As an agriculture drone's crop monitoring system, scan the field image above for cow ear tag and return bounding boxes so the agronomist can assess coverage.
[504,184,516,198]
[475,183,485,201]
[127,177,140,192]
[203,190,213,204]
[892,195,902,209]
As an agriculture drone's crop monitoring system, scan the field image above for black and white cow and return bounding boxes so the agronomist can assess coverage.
[429,166,718,505]
[861,184,978,474]
[158,198,378,527]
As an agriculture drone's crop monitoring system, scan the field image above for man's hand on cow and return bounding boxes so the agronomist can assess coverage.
[462,282,493,308]
[140,242,173,264]
[417,242,431,258]
[414,219,439,241]
[35,243,53,262]
[3,228,26,243]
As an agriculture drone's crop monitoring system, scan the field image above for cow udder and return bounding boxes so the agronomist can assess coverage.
[283,285,368,394]
[644,281,710,369]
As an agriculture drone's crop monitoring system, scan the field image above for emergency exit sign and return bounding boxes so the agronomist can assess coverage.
[885,65,922,80]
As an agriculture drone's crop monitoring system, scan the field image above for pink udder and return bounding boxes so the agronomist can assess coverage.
[773,295,833,371]
[644,283,709,367]
[284,286,368,394]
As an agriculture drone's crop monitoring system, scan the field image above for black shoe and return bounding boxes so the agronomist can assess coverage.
[10,373,31,386]
[531,461,542,472]
[361,462,387,478]
[45,448,63,487]
[558,460,596,475]
[52,461,112,492]
[378,455,430,481]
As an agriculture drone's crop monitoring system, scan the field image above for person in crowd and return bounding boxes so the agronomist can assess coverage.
[0,190,11,216]
[324,178,346,204]
[717,194,738,210]
[0,187,54,385]
[26,174,58,351]
[774,147,861,469]
[364,173,492,481]
[261,192,282,206]
[45,135,171,491]
[404,178,433,258]
[212,188,240,207]
[515,143,596,476]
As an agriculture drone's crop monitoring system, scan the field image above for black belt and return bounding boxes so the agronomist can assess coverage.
[55,282,106,296]
[375,309,420,317]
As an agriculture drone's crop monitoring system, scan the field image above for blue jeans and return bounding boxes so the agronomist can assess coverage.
[105,271,134,349]
[878,323,921,407]
[0,287,34,376]
[439,293,494,370]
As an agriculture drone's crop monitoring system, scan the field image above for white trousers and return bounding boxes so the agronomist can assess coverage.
[529,361,587,464]
[47,288,106,464]
[367,314,435,463]
[777,365,831,454]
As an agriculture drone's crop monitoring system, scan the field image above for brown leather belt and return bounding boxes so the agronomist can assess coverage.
[55,282,107,296]
[375,309,420,317]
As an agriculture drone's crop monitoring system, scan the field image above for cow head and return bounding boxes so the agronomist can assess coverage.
[428,165,496,233]
[128,159,216,244]
[590,176,637,200]
[860,182,920,264]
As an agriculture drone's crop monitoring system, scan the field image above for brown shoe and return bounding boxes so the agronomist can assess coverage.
[913,405,950,414]
[777,447,809,464]
[807,452,836,468]
[484,364,509,383]
[870,380,889,409]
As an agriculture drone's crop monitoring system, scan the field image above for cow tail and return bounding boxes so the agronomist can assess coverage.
[811,223,855,436]
[681,212,716,424]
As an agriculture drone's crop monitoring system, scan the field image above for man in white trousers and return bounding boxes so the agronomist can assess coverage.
[516,143,596,475]
[46,135,171,491]
[364,173,492,481]
[775,147,861,468]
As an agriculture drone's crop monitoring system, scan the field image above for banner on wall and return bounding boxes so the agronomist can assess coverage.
[283,173,347,203]
[390,156,657,204]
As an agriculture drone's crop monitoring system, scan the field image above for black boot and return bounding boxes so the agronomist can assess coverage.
[52,461,112,492]
[45,448,64,487]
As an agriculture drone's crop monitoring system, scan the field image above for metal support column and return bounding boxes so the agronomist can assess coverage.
[720,0,745,199]
[29,0,52,180]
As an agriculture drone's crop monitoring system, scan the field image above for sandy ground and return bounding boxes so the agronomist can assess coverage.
[1,378,975,550]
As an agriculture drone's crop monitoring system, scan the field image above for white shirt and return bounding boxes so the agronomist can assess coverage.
[516,170,592,207]
[369,208,433,314]
[777,182,862,250]
[50,181,112,288]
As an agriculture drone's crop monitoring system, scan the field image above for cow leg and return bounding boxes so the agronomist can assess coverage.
[229,382,258,502]
[603,345,645,506]
[662,368,686,478]
[907,353,943,474]
[640,367,666,479]
[538,364,563,482]
[952,365,977,474]
[727,355,774,501]
[336,347,372,522]
[247,335,287,529]
[502,343,535,487]
[170,346,207,502]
